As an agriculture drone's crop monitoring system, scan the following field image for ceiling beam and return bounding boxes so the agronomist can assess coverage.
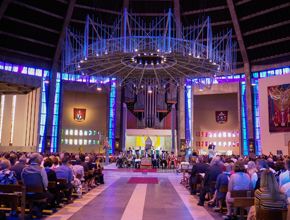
[0,0,11,21]
[0,47,52,61]
[12,1,63,19]
[251,52,290,63]
[227,0,248,63]
[243,20,290,36]
[246,36,290,50]
[53,0,76,64]
[235,0,253,6]
[0,30,56,47]
[75,4,121,15]
[3,15,60,34]
[239,3,290,21]
[181,5,228,16]
[131,12,167,16]
[174,0,181,39]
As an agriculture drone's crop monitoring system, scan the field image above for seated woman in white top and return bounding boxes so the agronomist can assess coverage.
[224,161,253,219]
[247,161,258,189]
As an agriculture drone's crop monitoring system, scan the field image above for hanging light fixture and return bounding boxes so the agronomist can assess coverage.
[97,83,101,91]
[148,86,152,93]
[251,78,257,86]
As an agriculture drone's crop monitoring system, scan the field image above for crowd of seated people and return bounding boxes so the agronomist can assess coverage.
[0,151,104,219]
[186,154,290,220]
[115,149,180,169]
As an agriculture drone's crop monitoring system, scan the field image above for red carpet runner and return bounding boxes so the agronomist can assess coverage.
[133,169,157,173]
[127,177,158,184]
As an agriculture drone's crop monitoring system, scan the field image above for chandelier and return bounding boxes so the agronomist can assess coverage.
[62,8,237,93]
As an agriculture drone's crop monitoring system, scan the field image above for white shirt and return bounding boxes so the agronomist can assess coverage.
[249,172,258,189]
[279,170,290,188]
[281,182,290,204]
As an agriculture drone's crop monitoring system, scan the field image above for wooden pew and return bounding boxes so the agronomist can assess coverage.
[0,184,26,220]
[231,190,254,220]
[25,185,51,217]
[256,209,288,220]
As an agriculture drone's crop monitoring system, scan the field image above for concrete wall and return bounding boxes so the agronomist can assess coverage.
[0,90,40,152]
[194,93,240,155]
[259,74,290,155]
[60,91,108,153]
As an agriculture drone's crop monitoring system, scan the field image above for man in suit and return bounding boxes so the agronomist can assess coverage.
[160,150,168,169]
[151,150,159,168]
[197,157,223,206]
[189,156,209,195]
[10,155,27,180]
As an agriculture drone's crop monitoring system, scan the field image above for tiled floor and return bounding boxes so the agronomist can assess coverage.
[42,166,225,220]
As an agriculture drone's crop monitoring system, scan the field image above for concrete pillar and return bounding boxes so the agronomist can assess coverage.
[173,0,181,39]
[171,104,176,153]
[245,63,254,140]
[122,103,127,152]
[177,78,185,153]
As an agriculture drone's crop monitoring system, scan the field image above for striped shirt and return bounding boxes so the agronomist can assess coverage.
[254,188,286,210]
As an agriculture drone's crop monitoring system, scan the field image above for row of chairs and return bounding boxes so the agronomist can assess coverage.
[0,168,104,219]
[184,173,287,220]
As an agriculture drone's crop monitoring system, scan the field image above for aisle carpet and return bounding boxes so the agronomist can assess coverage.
[133,169,157,173]
[127,177,158,184]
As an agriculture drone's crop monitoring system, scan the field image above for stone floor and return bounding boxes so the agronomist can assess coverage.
[5,164,225,220]
[44,165,225,220]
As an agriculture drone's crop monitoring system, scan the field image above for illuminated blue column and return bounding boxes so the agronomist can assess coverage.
[240,76,249,156]
[38,70,50,152]
[185,79,192,149]
[108,78,117,154]
[50,72,62,153]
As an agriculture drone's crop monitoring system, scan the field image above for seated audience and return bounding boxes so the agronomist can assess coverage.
[224,161,253,219]
[9,155,17,167]
[44,158,62,208]
[0,160,18,185]
[10,155,27,180]
[247,170,286,220]
[21,153,53,218]
[197,157,222,206]
[55,157,74,203]
[52,157,59,170]
[255,159,267,190]
[279,159,290,188]
[79,154,89,172]
[189,156,209,195]
[247,161,258,189]
[74,159,85,181]
[213,163,231,211]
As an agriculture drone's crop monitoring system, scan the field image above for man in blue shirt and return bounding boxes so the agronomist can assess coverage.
[56,157,74,203]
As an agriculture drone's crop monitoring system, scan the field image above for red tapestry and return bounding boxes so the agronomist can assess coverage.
[268,84,290,132]
[74,108,86,122]
[215,111,228,124]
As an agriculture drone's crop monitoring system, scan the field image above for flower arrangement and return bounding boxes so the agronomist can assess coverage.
[103,139,112,150]
[182,140,191,151]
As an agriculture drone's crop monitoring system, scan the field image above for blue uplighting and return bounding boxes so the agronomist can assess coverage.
[51,72,61,153]
[108,78,117,154]
[185,79,192,148]
[38,70,49,152]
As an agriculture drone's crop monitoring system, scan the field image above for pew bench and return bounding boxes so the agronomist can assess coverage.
[256,208,288,220]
